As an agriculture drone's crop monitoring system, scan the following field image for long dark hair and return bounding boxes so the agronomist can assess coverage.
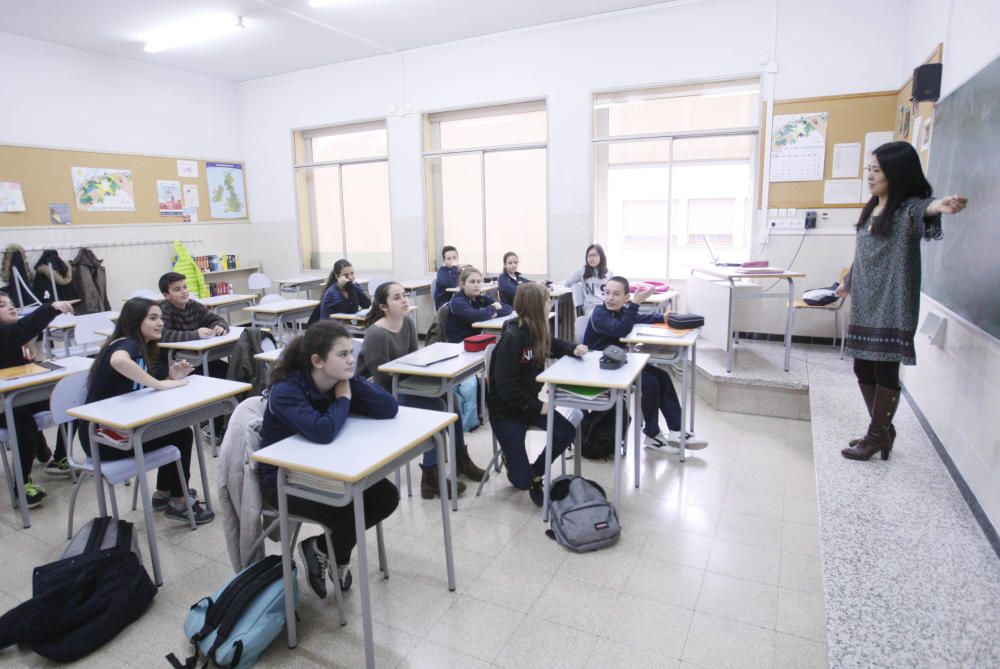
[269,321,351,388]
[325,259,353,293]
[87,298,159,388]
[365,281,402,328]
[857,141,932,236]
[583,244,608,279]
[513,283,550,368]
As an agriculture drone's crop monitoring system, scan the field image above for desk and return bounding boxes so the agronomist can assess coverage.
[471,311,553,334]
[252,407,457,669]
[245,299,319,342]
[620,325,701,462]
[688,266,805,372]
[276,274,326,299]
[1,356,93,528]
[67,376,251,585]
[44,310,119,357]
[193,294,257,324]
[536,350,648,520]
[636,289,678,314]
[376,342,485,511]
[329,306,417,336]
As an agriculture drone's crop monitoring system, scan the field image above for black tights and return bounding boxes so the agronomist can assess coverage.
[853,358,900,391]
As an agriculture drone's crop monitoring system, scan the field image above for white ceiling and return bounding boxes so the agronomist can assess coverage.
[0,0,676,81]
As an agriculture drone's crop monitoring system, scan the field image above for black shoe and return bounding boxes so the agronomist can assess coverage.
[528,478,544,507]
[36,438,52,464]
[298,537,328,599]
[152,488,198,512]
[164,500,214,524]
[25,481,47,509]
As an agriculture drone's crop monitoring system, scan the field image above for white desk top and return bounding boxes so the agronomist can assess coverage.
[276,274,326,286]
[0,356,93,394]
[254,348,283,364]
[536,350,649,390]
[620,324,699,348]
[377,342,484,379]
[158,326,244,352]
[636,289,679,305]
[692,265,805,280]
[67,375,251,430]
[48,310,120,331]
[244,299,319,315]
[253,406,456,483]
[400,279,431,290]
[471,311,553,330]
[193,294,257,308]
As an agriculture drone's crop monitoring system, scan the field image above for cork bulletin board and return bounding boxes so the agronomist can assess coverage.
[0,144,249,227]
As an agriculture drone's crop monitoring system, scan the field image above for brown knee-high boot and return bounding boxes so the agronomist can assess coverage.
[420,465,466,500]
[848,383,896,448]
[842,386,900,461]
[456,446,486,481]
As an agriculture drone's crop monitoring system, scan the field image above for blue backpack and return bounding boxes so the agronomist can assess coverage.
[167,555,298,669]
[454,375,480,432]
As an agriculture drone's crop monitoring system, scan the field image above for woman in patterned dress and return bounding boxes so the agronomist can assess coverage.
[838,141,967,461]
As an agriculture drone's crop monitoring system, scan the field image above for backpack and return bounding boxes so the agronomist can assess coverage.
[454,375,480,432]
[0,517,156,663]
[579,406,631,460]
[545,476,621,552]
[166,554,299,669]
[425,304,449,345]
[802,282,841,306]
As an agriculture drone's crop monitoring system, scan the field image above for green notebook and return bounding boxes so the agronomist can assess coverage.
[556,384,608,400]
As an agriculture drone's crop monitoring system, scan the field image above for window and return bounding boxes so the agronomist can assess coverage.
[293,121,392,271]
[593,79,760,278]
[423,101,548,275]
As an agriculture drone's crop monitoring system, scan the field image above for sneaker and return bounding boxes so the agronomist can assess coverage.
[164,499,214,524]
[298,536,328,599]
[152,488,198,511]
[666,431,709,450]
[44,457,72,477]
[643,433,681,455]
[24,481,47,509]
[528,477,544,507]
[199,425,217,446]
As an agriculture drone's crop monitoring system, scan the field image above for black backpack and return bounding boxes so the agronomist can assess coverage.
[0,517,156,663]
[580,407,631,460]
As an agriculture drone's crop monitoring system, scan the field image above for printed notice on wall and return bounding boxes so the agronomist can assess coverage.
[831,143,861,178]
[824,179,863,204]
[177,160,199,178]
[0,182,26,212]
[769,112,828,182]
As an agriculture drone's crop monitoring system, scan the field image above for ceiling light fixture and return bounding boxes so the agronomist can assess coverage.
[143,14,245,53]
[308,0,345,7]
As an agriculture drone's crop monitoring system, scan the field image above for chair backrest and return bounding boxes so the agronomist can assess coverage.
[128,288,160,300]
[260,335,277,353]
[571,284,585,310]
[574,314,590,345]
[48,372,90,425]
[483,343,497,386]
[248,272,272,291]
[259,294,284,305]
[74,313,115,345]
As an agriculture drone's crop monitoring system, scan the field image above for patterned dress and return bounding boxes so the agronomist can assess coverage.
[844,196,941,365]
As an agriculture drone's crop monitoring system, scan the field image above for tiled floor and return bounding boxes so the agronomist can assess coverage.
[0,399,828,668]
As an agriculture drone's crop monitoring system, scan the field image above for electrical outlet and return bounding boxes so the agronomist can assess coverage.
[786,219,805,230]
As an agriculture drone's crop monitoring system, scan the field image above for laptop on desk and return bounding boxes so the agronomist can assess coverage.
[703,238,741,267]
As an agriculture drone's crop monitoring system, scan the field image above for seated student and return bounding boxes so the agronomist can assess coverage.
[0,293,77,507]
[565,244,613,314]
[362,282,485,498]
[79,297,214,523]
[584,276,706,453]
[433,246,461,310]
[445,266,512,343]
[319,259,372,319]
[497,251,532,308]
[258,321,399,598]
[487,283,587,505]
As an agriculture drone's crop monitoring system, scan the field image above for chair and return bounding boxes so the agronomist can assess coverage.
[59,312,115,358]
[475,344,582,496]
[574,314,590,345]
[128,289,160,300]
[0,428,15,510]
[792,267,850,359]
[248,272,273,297]
[570,284,585,315]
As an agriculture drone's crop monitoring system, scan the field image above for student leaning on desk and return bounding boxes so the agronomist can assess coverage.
[78,297,215,524]
[0,293,78,508]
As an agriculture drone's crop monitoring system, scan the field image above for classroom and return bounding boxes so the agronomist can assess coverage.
[1,0,998,666]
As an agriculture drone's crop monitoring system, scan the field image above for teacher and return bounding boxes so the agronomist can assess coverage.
[838,141,967,462]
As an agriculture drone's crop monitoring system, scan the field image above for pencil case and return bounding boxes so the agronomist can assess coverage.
[629,280,671,293]
[666,313,704,329]
[464,333,497,352]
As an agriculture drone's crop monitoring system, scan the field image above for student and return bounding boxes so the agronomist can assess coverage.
[258,321,399,598]
[583,276,706,453]
[319,259,372,319]
[79,297,214,523]
[565,244,612,314]
[433,246,461,310]
[0,293,77,507]
[361,282,485,497]
[838,141,967,461]
[487,283,587,505]
[497,251,531,307]
[445,266,512,343]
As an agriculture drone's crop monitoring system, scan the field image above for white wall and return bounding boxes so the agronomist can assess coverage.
[898,0,1000,528]
[0,31,251,303]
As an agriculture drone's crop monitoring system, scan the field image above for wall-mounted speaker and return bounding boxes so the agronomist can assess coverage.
[912,63,943,102]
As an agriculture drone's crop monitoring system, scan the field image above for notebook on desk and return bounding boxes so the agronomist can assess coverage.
[0,363,52,381]
[394,349,459,367]
[735,266,787,274]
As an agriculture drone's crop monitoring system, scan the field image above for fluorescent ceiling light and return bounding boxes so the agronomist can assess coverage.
[309,0,346,7]
[143,14,244,53]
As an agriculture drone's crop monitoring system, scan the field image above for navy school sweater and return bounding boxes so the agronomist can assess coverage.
[583,302,663,351]
[445,291,512,343]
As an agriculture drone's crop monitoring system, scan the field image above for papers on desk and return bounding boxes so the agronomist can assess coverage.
[394,349,459,367]
[636,325,689,339]
[735,266,786,274]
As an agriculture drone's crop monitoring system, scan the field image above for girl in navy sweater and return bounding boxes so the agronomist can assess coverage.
[319,258,372,319]
[445,266,512,343]
[583,276,706,453]
[497,251,531,307]
[433,245,461,310]
[258,320,399,598]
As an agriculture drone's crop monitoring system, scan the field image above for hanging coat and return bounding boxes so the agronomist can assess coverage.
[1,243,38,307]
[70,248,111,314]
[32,250,78,305]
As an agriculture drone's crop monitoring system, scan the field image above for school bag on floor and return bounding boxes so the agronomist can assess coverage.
[545,475,621,552]
[166,554,299,669]
[454,375,480,432]
[0,517,156,663]
[579,406,631,460]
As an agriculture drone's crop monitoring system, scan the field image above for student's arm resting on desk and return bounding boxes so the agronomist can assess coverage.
[549,337,582,359]
[354,283,372,310]
[194,300,229,334]
[589,303,661,339]
[347,377,399,419]
[158,301,205,342]
[450,294,500,323]
[268,380,352,443]
[109,349,189,391]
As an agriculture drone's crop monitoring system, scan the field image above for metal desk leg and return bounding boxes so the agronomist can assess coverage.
[690,344,697,433]
[200,350,219,458]
[783,277,795,372]
[131,428,166,586]
[727,278,737,373]
[193,425,214,513]
[435,433,456,591]
[633,378,643,490]
[353,484,376,669]
[542,383,556,522]
[4,394,30,528]
[278,471,297,648]
[613,391,623,514]
[87,423,108,518]
[445,388,459,512]
[680,351,689,463]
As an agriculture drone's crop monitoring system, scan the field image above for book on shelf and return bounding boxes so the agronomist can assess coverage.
[556,384,609,400]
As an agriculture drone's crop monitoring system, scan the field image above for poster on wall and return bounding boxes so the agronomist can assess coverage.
[769,112,828,182]
[49,203,72,225]
[177,159,199,178]
[205,162,247,218]
[183,184,199,208]
[71,167,135,211]
[157,180,183,216]
[0,181,26,212]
